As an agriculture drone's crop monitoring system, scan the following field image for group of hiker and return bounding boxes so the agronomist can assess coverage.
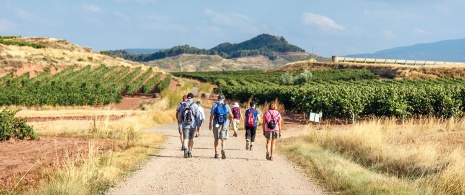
[176,93,282,161]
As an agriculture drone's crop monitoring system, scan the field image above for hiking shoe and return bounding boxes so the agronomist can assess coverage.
[181,145,186,151]
[184,149,189,158]
[221,150,226,159]
[266,152,270,160]
[249,145,253,151]
[233,132,238,137]
[188,151,192,158]
[246,139,250,150]
[214,153,219,159]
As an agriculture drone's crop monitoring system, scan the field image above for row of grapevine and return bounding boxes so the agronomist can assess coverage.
[175,70,465,119]
[0,65,169,106]
[126,67,153,93]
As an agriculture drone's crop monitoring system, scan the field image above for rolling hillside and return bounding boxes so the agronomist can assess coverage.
[104,34,329,72]
[0,36,157,76]
[347,38,465,62]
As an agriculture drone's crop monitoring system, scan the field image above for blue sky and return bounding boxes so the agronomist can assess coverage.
[1,0,464,57]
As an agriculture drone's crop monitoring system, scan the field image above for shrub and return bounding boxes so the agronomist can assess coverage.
[0,109,38,141]
[279,70,312,85]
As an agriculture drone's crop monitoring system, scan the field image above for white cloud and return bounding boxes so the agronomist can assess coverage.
[302,13,345,31]
[16,9,34,21]
[114,12,130,21]
[0,18,16,33]
[204,9,249,26]
[413,28,433,35]
[202,8,265,36]
[383,30,395,39]
[82,4,102,13]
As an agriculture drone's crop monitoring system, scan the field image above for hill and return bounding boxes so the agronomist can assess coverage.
[144,52,325,72]
[123,48,163,54]
[103,34,329,71]
[347,38,465,62]
[0,36,154,76]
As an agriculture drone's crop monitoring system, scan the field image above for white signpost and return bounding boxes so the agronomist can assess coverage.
[309,111,323,123]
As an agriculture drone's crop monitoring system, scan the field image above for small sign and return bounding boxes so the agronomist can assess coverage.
[309,112,322,123]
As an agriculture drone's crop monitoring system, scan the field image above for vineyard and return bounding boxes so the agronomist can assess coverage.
[0,65,171,106]
[174,70,465,120]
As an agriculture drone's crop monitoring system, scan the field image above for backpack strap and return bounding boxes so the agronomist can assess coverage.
[268,110,274,121]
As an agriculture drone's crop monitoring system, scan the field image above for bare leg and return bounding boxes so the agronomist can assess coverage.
[183,138,188,150]
[270,138,277,158]
[266,138,271,153]
[221,139,226,150]
[188,138,194,151]
[214,138,219,154]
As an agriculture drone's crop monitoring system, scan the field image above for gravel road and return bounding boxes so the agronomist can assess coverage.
[107,109,324,195]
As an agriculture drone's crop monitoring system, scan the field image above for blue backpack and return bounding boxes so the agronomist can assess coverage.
[215,103,228,125]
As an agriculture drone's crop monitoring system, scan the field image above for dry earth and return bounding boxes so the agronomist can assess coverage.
[107,109,324,195]
[0,136,114,192]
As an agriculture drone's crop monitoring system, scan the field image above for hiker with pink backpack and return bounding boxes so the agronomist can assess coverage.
[262,101,282,161]
[244,101,259,151]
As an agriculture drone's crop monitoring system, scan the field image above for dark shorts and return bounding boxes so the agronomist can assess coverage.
[264,131,279,139]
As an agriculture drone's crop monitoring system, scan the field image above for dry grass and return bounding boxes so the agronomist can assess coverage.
[280,117,465,194]
[17,83,191,194]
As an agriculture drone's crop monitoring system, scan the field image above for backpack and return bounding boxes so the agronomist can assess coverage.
[182,103,195,125]
[215,103,228,125]
[232,107,240,119]
[246,108,255,127]
[267,111,276,129]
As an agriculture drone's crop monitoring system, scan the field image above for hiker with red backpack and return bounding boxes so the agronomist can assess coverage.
[209,94,233,159]
[178,93,202,158]
[244,101,259,151]
[262,101,282,161]
[231,102,242,137]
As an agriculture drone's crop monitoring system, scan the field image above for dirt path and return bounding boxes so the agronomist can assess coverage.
[107,109,324,195]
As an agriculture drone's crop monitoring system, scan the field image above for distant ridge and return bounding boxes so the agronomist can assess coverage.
[124,49,163,54]
[103,34,325,62]
[347,38,465,62]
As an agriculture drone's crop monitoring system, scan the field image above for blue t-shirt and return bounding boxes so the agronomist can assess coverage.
[244,108,259,127]
[210,102,231,126]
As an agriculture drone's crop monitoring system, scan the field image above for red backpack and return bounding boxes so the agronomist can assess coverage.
[232,107,240,119]
[246,108,255,127]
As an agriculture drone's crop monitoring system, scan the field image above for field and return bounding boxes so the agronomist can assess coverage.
[0,60,190,194]
[2,46,465,194]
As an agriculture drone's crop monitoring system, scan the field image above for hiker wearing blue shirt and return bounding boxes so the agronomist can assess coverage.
[244,101,260,151]
[178,93,202,158]
[209,94,233,159]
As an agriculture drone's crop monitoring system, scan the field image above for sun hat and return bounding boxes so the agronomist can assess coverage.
[233,102,239,107]
[218,94,225,100]
[187,93,194,99]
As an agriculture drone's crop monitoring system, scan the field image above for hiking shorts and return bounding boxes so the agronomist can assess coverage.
[265,131,279,139]
[178,123,183,134]
[183,128,196,139]
[213,125,228,139]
